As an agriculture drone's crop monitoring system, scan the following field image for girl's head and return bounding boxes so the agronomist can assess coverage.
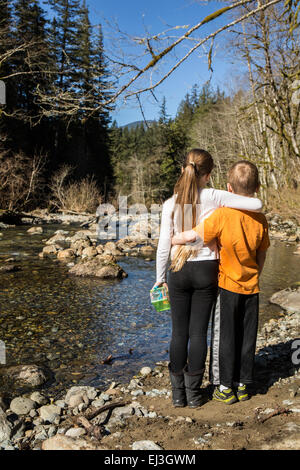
[174,148,214,220]
[170,149,214,272]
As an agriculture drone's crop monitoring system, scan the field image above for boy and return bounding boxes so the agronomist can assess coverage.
[172,161,270,404]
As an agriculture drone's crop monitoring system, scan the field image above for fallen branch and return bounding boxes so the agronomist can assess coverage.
[77,400,130,422]
[258,407,292,424]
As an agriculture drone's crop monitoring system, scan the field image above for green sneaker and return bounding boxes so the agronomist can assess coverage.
[236,384,249,402]
[213,386,238,405]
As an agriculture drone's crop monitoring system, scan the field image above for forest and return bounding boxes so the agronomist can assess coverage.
[0,0,299,215]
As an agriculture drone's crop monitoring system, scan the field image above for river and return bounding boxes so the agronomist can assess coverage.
[0,224,299,396]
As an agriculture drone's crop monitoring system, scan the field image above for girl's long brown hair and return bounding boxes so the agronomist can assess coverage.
[170,149,214,272]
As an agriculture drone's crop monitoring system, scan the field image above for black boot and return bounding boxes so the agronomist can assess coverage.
[183,365,205,408]
[168,363,186,407]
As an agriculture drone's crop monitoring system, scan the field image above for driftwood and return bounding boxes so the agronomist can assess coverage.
[257,407,292,424]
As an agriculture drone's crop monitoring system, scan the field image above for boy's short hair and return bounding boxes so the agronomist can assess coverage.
[228,161,260,196]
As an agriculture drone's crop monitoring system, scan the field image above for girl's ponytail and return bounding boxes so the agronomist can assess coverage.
[170,149,214,272]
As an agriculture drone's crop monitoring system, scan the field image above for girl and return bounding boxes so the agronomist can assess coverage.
[152,149,262,408]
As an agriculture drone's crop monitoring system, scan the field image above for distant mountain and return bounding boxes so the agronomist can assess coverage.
[121,120,156,130]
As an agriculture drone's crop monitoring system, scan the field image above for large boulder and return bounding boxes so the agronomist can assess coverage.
[68,255,127,279]
[270,285,300,314]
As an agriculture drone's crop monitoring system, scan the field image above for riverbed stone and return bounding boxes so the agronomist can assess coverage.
[65,386,97,406]
[10,397,36,415]
[42,244,61,257]
[68,256,127,279]
[57,248,76,260]
[139,367,152,376]
[270,286,300,314]
[27,226,43,234]
[39,405,61,424]
[65,427,86,438]
[132,440,163,450]
[0,407,12,443]
[41,434,107,450]
[30,392,48,406]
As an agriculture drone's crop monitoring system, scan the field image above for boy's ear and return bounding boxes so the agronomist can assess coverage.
[227,183,233,193]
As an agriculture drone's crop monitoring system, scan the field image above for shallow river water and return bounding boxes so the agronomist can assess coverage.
[0,224,299,395]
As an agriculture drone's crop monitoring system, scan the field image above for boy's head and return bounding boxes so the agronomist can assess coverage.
[227,161,260,196]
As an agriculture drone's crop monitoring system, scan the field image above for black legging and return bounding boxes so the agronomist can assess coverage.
[168,260,219,374]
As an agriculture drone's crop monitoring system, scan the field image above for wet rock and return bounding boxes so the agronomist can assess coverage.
[39,405,61,424]
[57,249,76,260]
[81,246,98,258]
[45,233,67,245]
[132,440,163,450]
[0,407,12,443]
[27,226,43,234]
[41,434,107,450]
[139,367,152,377]
[68,256,127,279]
[0,264,20,273]
[41,244,61,257]
[10,397,36,415]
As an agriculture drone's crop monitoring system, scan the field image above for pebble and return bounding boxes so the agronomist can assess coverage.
[65,427,86,438]
[139,367,152,376]
[131,390,144,397]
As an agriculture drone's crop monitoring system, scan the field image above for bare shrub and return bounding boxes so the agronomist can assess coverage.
[50,165,102,213]
[0,149,46,211]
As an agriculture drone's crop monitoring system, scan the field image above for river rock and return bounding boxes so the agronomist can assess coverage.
[81,246,98,258]
[68,255,127,279]
[140,245,155,256]
[270,286,300,314]
[0,407,12,443]
[132,440,163,450]
[64,386,97,406]
[0,264,20,273]
[57,249,76,260]
[45,233,67,245]
[65,427,86,438]
[39,405,61,423]
[0,364,47,388]
[41,435,107,450]
[27,226,43,234]
[17,365,47,387]
[139,367,152,376]
[42,244,61,257]
[30,392,48,406]
[10,397,36,415]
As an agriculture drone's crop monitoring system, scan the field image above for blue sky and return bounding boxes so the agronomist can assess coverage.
[42,1,240,126]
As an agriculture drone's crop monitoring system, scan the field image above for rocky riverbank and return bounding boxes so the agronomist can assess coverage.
[0,286,299,451]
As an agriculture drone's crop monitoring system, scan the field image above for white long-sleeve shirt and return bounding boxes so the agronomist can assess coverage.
[156,188,263,284]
